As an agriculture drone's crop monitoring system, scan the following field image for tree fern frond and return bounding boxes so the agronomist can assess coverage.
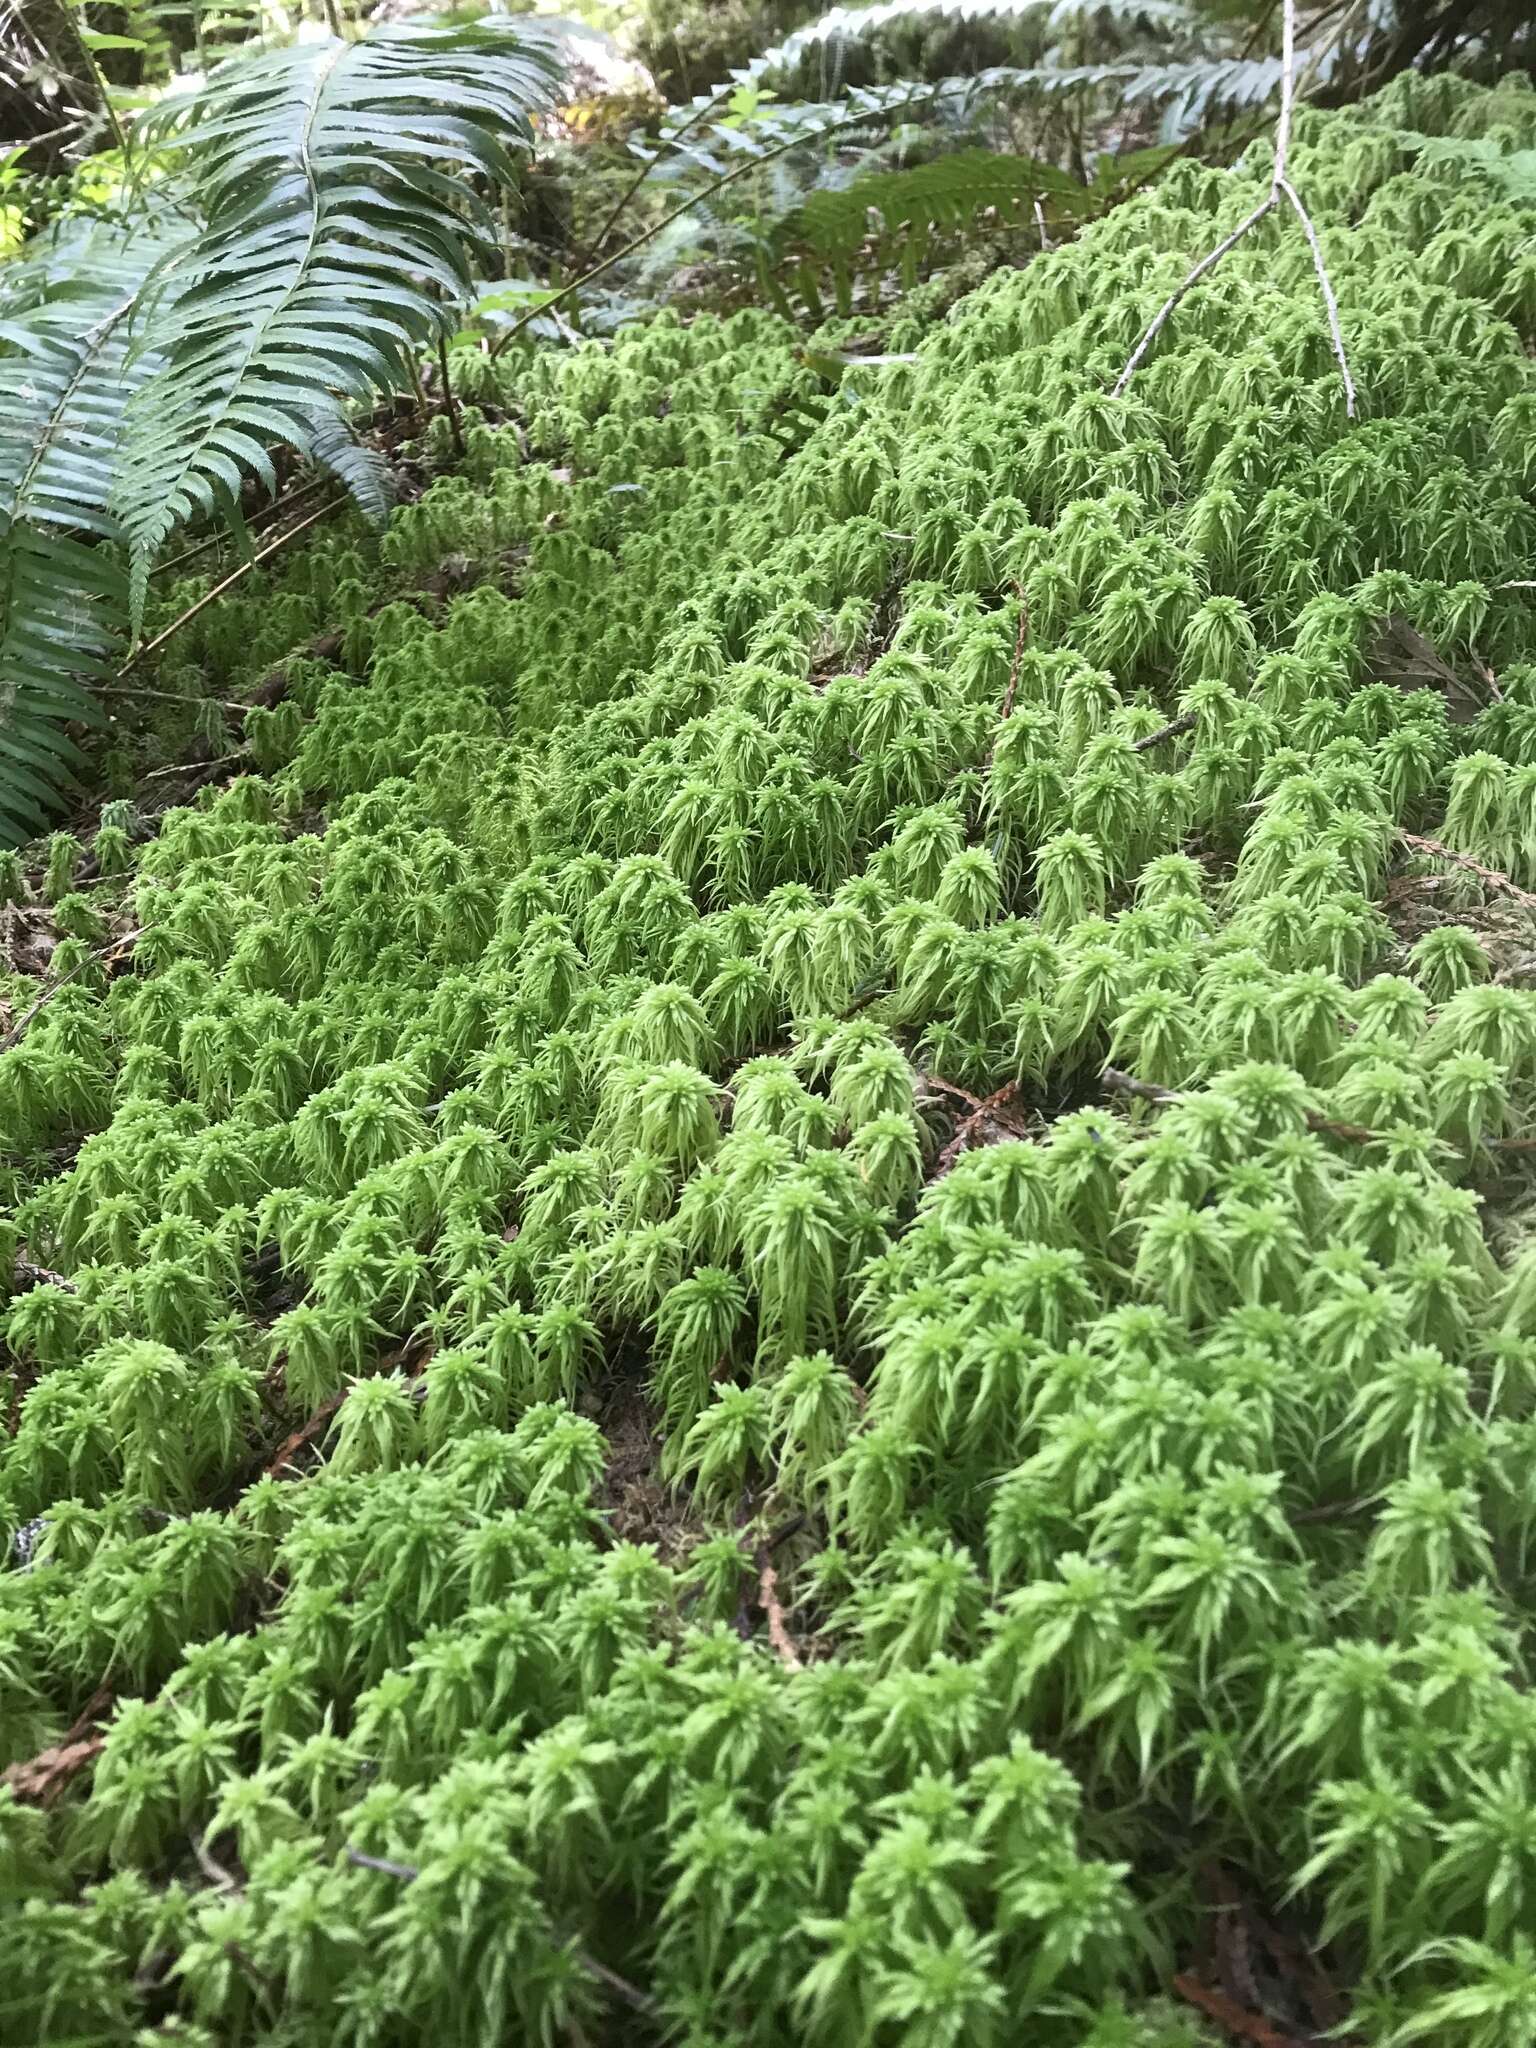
[0,218,181,844]
[117,19,569,618]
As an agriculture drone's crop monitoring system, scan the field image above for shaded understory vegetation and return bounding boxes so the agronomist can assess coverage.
[5,54,1536,2048]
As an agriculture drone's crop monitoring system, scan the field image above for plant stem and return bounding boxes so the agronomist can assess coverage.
[436,331,464,459]
[573,83,734,271]
[490,98,928,361]
[58,0,129,154]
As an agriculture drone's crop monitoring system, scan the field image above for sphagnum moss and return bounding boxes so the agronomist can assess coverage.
[5,67,1536,2048]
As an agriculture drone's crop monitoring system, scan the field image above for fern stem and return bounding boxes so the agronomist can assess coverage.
[573,84,735,271]
[55,1,129,156]
[490,100,913,361]
[117,495,342,679]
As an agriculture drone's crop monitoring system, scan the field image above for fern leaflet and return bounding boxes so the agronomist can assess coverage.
[116,20,568,618]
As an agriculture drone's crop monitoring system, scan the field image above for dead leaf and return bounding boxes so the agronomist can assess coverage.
[2,1686,113,1806]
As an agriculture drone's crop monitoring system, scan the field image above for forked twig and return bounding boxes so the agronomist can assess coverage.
[1276,173,1357,416]
[1113,0,1355,414]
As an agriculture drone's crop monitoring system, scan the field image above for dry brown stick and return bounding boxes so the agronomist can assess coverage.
[1105,1063,1535,1159]
[1113,0,1355,414]
[1,1684,114,1806]
[1470,646,1504,703]
[756,1555,804,1672]
[262,1390,348,1481]
[997,587,1030,730]
[1398,831,1536,912]
[139,749,252,783]
[117,496,344,681]
[1173,1973,1309,2048]
[0,926,147,1054]
[110,683,249,713]
[151,476,333,582]
[1133,708,1198,752]
[12,1257,77,1294]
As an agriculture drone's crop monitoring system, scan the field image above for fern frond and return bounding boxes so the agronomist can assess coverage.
[306,403,395,528]
[1401,132,1536,200]
[749,0,1195,81]
[767,148,1083,313]
[0,218,180,843]
[117,20,568,615]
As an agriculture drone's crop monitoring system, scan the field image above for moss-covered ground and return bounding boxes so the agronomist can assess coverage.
[5,67,1536,2048]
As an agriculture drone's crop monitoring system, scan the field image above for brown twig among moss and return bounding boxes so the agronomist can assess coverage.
[1398,831,1536,913]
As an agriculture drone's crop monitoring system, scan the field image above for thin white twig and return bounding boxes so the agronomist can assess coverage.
[1112,0,1356,415]
[1112,196,1276,399]
[1276,175,1357,417]
[1273,0,1298,165]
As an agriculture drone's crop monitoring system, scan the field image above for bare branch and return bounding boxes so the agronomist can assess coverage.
[1133,708,1198,751]
[1111,194,1276,400]
[1113,0,1355,414]
[1276,175,1357,416]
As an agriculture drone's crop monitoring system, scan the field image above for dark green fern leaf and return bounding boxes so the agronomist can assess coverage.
[117,19,568,619]
[0,219,180,844]
[306,403,395,529]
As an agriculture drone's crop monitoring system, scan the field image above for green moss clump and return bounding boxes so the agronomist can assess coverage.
[6,69,1536,2047]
